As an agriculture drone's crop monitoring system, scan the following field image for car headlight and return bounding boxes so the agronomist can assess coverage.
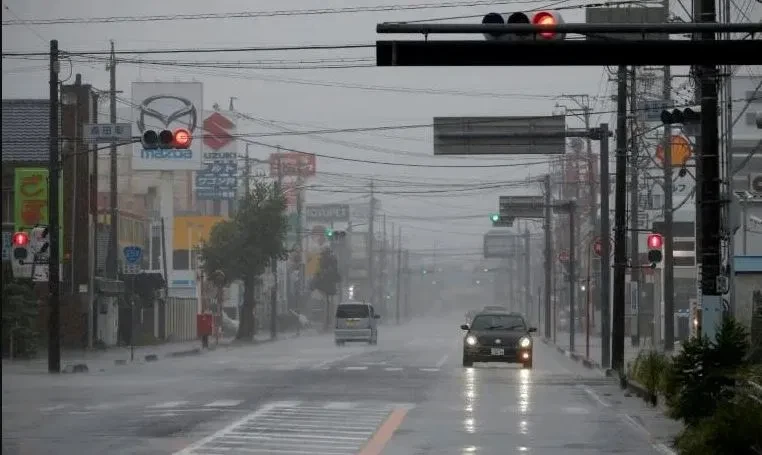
[465,335,477,346]
[519,337,532,348]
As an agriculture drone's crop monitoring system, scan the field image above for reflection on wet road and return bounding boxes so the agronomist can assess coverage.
[2,313,679,455]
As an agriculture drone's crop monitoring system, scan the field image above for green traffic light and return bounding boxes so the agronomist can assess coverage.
[325,228,334,238]
[490,213,500,223]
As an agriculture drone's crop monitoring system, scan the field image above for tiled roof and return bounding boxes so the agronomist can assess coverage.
[2,99,50,163]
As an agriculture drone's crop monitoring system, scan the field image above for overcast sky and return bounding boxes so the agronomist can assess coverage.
[4,0,758,266]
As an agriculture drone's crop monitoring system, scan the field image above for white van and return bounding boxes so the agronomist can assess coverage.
[334,301,380,345]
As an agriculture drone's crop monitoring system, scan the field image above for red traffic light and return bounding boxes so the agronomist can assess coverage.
[647,233,664,249]
[12,231,29,246]
[531,11,564,40]
[173,128,192,148]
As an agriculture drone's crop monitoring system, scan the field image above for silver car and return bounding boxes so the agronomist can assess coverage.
[334,301,380,346]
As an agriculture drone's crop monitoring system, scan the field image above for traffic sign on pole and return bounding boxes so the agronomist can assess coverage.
[85,123,133,143]
[122,245,143,275]
[558,250,569,263]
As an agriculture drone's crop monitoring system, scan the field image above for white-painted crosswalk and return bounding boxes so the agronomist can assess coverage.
[173,400,414,455]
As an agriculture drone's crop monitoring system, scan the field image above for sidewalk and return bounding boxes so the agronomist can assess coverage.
[551,330,650,369]
[2,328,311,374]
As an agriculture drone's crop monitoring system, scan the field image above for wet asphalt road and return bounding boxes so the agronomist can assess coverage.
[2,313,680,455]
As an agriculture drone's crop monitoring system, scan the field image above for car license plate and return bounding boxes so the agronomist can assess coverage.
[490,348,504,356]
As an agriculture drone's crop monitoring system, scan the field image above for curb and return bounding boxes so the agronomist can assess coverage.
[541,337,617,377]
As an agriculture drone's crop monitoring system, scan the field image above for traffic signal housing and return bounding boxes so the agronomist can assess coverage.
[647,233,664,268]
[660,107,701,125]
[481,11,565,41]
[142,128,193,149]
[11,231,32,278]
[490,213,515,227]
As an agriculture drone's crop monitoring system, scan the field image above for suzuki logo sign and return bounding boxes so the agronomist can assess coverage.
[203,112,234,150]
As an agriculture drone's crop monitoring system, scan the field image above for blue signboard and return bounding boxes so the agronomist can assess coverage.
[196,151,238,200]
[2,231,11,261]
[123,245,143,264]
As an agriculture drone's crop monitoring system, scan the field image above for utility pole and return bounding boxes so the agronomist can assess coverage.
[395,226,402,324]
[295,158,305,313]
[368,180,376,305]
[662,64,676,350]
[381,216,388,311]
[524,225,531,320]
[107,40,118,279]
[403,249,410,320]
[568,200,577,353]
[600,123,612,368]
[629,67,641,347]
[697,0,722,340]
[244,144,251,194]
[544,174,553,338]
[271,150,282,339]
[612,65,629,373]
[48,39,61,374]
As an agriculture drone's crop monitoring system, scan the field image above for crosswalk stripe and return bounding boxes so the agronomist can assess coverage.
[173,400,412,455]
[344,366,368,371]
[148,401,189,409]
[203,400,244,408]
[384,367,403,371]
[419,368,440,372]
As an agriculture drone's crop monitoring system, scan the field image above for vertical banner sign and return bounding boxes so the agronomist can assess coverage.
[131,81,204,171]
[196,111,238,200]
[13,168,63,256]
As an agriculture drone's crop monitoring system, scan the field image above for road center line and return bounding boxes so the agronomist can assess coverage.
[357,407,410,455]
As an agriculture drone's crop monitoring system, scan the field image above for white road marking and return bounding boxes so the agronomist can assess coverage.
[40,404,70,412]
[322,402,356,410]
[147,401,189,409]
[579,385,611,407]
[310,353,354,370]
[435,354,449,368]
[419,368,440,372]
[384,367,403,371]
[173,400,410,455]
[84,402,119,411]
[344,366,368,371]
[203,400,243,408]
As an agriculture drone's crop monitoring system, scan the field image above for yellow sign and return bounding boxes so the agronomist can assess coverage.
[657,135,693,167]
[173,216,227,250]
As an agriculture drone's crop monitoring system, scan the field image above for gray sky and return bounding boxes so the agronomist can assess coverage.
[7,0,748,263]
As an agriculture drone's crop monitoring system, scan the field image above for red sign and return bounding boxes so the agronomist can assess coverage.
[282,181,300,207]
[203,112,234,150]
[593,238,603,257]
[270,152,316,177]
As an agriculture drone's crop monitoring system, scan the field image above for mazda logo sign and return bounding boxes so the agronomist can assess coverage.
[137,95,197,134]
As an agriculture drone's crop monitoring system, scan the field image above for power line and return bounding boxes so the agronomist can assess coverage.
[1,1,550,26]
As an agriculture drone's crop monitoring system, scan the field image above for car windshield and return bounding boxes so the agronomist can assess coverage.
[483,306,507,312]
[470,314,526,331]
[336,304,370,318]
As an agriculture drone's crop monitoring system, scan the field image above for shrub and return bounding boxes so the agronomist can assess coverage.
[1,279,39,358]
[630,349,671,405]
[674,393,762,455]
[664,319,748,426]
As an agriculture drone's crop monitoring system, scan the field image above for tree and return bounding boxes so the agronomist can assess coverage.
[200,180,288,340]
[311,248,341,330]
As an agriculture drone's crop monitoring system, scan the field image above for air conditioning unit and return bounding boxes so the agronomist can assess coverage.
[751,173,762,194]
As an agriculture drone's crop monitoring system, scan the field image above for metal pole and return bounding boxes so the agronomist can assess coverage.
[742,201,748,255]
[569,201,576,353]
[395,226,402,325]
[107,40,118,279]
[663,64,676,351]
[599,123,612,368]
[368,180,376,304]
[629,67,641,347]
[544,174,553,339]
[271,151,282,340]
[586,243,592,360]
[524,226,531,319]
[48,39,61,374]
[612,65,629,373]
[403,250,410,320]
